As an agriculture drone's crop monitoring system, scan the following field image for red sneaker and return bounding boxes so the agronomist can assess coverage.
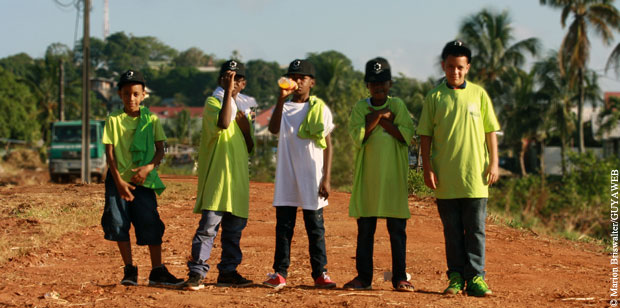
[263,273,286,289]
[314,272,337,289]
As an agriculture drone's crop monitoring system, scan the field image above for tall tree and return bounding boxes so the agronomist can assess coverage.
[540,0,620,152]
[306,51,366,187]
[459,9,541,106]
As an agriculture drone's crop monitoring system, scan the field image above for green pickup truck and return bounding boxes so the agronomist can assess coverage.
[48,120,107,183]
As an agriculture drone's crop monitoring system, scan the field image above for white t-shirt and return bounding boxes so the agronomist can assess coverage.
[273,101,335,210]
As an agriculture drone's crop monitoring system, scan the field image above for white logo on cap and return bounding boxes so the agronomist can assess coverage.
[229,61,237,68]
[373,63,382,73]
[126,71,134,78]
[454,41,463,46]
[292,60,301,69]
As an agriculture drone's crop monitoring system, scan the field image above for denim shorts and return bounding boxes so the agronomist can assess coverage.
[101,173,165,245]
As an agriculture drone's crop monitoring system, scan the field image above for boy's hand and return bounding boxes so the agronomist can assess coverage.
[485,164,499,186]
[131,164,154,185]
[367,107,394,122]
[279,87,296,100]
[318,176,330,200]
[117,180,136,202]
[222,70,236,91]
[235,111,250,132]
[423,168,438,190]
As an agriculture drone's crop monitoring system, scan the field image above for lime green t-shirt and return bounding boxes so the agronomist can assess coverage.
[193,96,254,218]
[417,81,500,199]
[102,109,166,184]
[348,97,414,219]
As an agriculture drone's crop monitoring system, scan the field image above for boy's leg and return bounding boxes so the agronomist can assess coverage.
[117,241,133,266]
[272,206,297,278]
[129,185,165,247]
[436,199,466,277]
[187,210,223,278]
[216,212,248,273]
[461,198,487,280]
[148,245,162,268]
[386,218,407,288]
[355,217,377,286]
[302,208,328,280]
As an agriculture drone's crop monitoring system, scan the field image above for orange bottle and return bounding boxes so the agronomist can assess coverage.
[278,77,298,90]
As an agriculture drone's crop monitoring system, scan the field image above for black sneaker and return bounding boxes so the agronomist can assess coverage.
[216,270,253,287]
[184,272,205,291]
[148,265,184,287]
[121,264,138,286]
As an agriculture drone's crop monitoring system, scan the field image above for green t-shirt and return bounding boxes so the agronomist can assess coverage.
[417,81,500,199]
[102,109,166,184]
[348,97,414,219]
[193,96,254,218]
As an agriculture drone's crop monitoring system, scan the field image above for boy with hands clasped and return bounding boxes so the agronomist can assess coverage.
[101,70,183,287]
[344,58,415,292]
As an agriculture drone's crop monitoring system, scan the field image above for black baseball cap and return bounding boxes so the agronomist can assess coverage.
[285,59,315,78]
[364,57,391,83]
[219,60,246,77]
[117,70,146,89]
[441,40,472,62]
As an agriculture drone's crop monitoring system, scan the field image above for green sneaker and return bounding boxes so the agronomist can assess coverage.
[466,275,492,297]
[443,272,464,295]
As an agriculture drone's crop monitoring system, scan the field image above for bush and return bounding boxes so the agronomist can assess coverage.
[408,169,434,197]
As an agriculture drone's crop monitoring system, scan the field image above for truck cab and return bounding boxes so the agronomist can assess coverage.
[49,120,107,183]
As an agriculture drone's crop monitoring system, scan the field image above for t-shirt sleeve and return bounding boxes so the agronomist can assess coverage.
[417,94,435,137]
[202,96,223,141]
[102,117,113,145]
[481,90,501,133]
[393,98,415,146]
[348,101,366,147]
[323,104,335,136]
[152,115,167,142]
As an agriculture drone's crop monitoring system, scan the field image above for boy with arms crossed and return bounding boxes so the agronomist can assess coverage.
[345,58,415,292]
[184,60,255,291]
[418,40,500,297]
[262,59,337,289]
[101,70,183,286]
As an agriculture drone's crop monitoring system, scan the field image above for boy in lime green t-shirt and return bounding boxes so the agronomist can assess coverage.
[344,57,415,292]
[184,60,255,291]
[101,70,183,287]
[417,40,500,297]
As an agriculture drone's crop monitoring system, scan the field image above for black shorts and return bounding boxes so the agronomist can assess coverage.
[101,172,165,245]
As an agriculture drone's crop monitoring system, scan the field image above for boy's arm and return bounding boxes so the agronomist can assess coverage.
[105,144,136,201]
[217,71,236,129]
[318,134,332,200]
[485,131,499,186]
[131,140,165,185]
[363,107,392,143]
[420,135,437,190]
[377,118,406,143]
[235,111,254,153]
[268,87,295,134]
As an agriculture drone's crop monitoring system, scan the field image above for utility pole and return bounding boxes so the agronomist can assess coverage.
[81,0,91,184]
[103,0,109,39]
[58,59,65,121]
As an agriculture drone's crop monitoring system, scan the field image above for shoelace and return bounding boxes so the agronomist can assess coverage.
[266,273,279,280]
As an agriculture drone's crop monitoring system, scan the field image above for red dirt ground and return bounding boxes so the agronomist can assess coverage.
[0,174,611,308]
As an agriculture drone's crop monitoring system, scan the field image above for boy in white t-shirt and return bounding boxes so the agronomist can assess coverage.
[262,59,337,289]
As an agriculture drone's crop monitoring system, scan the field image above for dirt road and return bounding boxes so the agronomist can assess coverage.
[0,175,610,307]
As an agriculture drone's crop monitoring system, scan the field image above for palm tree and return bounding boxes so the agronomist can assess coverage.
[534,52,576,175]
[459,9,541,106]
[540,0,620,153]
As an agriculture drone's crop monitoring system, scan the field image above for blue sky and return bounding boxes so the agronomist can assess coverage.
[1,0,619,91]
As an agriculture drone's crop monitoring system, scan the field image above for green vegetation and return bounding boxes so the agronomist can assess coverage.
[488,152,619,242]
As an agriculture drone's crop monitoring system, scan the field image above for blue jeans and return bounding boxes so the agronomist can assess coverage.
[436,198,487,280]
[272,206,328,280]
[355,217,407,288]
[187,210,247,278]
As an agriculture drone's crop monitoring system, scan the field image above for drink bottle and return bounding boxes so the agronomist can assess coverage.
[278,77,298,90]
